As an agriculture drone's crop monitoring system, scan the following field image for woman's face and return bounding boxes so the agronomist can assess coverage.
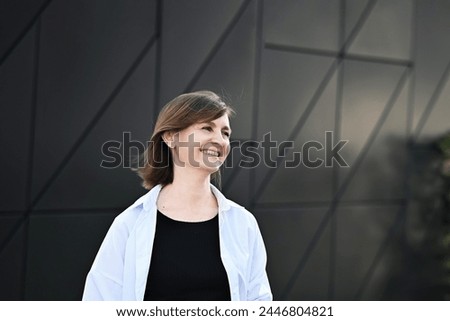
[171,114,231,173]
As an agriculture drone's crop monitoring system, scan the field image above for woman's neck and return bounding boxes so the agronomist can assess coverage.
[169,176,211,201]
[157,167,218,221]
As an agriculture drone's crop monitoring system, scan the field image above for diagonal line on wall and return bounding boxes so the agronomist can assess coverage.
[353,202,405,299]
[0,0,53,68]
[0,34,158,257]
[413,60,450,139]
[0,215,27,257]
[184,0,252,92]
[341,0,378,53]
[279,67,410,299]
[250,0,378,205]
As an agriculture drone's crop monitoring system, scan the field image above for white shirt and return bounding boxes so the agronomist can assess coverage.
[82,184,272,301]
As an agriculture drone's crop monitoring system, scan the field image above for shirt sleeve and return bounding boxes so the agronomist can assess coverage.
[82,216,128,301]
[247,216,273,301]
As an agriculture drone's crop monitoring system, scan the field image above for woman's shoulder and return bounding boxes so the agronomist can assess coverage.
[211,185,256,222]
[109,188,156,231]
[223,198,259,227]
[225,198,249,214]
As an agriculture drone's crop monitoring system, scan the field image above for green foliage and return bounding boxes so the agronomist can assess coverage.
[438,132,450,157]
[436,132,450,297]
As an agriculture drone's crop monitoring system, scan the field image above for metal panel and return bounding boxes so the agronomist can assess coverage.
[413,0,450,133]
[339,60,407,201]
[160,0,244,104]
[191,0,257,139]
[335,205,400,300]
[31,0,157,203]
[259,72,337,203]
[0,217,25,300]
[0,29,34,211]
[264,0,339,51]
[34,45,156,210]
[0,0,449,302]
[257,50,335,142]
[25,212,116,300]
[0,0,47,61]
[416,78,450,141]
[255,207,331,300]
[348,0,412,60]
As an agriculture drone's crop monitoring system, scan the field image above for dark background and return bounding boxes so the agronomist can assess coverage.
[1,0,450,300]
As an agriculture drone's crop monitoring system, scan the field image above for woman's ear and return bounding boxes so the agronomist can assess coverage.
[162,131,175,148]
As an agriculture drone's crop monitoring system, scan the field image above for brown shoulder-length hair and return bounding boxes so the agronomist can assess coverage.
[135,90,235,190]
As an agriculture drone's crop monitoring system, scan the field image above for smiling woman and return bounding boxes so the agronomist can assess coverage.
[82,91,272,301]
[137,91,234,190]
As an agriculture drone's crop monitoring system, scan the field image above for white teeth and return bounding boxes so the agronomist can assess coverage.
[202,149,220,157]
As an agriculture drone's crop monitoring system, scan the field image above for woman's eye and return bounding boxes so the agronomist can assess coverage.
[202,126,212,131]
[223,132,230,137]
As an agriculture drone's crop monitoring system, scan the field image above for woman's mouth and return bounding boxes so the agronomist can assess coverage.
[201,149,220,157]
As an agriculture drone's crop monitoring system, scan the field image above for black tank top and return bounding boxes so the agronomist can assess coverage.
[144,210,231,300]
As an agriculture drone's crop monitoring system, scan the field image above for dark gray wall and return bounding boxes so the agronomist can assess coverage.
[1,0,449,300]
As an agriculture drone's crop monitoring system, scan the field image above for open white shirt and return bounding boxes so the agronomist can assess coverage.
[82,184,272,301]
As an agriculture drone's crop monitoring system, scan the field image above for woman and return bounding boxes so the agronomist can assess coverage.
[82,91,272,301]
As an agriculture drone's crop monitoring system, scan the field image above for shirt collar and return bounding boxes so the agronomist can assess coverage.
[142,184,162,212]
[141,183,231,213]
[210,184,231,213]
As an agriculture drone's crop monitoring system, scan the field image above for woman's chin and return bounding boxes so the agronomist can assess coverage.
[198,161,223,173]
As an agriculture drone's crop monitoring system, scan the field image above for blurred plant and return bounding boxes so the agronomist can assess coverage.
[407,131,450,299]
[438,133,450,159]
[437,132,450,299]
